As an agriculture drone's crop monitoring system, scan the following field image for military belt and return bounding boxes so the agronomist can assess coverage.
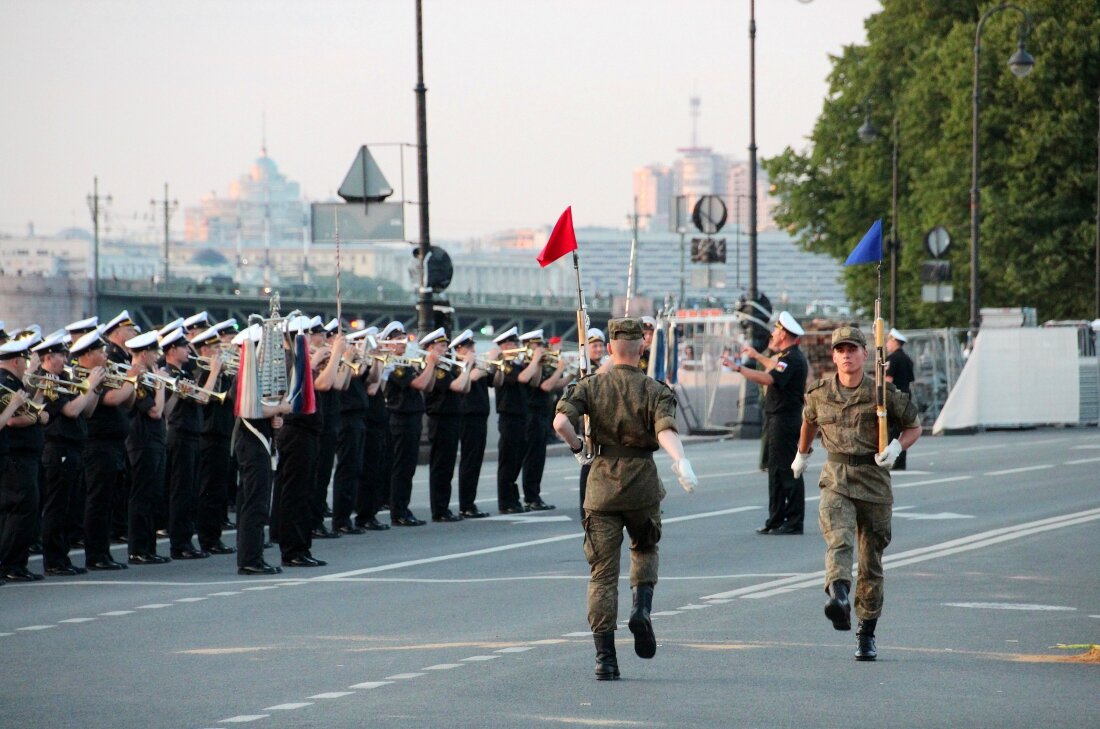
[826,452,877,466]
[595,444,654,459]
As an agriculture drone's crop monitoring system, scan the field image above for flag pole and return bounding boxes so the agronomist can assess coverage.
[873,241,888,454]
[334,208,342,334]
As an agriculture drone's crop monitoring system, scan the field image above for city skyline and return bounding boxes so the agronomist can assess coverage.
[1,0,881,241]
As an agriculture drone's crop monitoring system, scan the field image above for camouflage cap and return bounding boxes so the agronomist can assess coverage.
[831,325,867,349]
[607,317,643,340]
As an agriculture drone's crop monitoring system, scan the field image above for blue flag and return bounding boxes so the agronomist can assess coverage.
[844,219,884,266]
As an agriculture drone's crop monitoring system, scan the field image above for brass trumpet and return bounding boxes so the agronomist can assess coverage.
[66,365,137,390]
[0,382,45,415]
[24,372,91,396]
[174,378,228,405]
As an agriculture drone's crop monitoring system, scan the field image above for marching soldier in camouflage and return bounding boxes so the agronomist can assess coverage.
[793,325,921,661]
[554,317,698,681]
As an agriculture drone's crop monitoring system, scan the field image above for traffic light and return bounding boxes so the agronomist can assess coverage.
[412,245,454,293]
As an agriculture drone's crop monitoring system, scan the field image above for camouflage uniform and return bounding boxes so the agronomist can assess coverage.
[556,322,678,634]
[803,367,919,620]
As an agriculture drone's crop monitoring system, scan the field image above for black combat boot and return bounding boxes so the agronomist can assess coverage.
[854,618,878,661]
[593,632,620,680]
[824,581,852,631]
[628,583,657,659]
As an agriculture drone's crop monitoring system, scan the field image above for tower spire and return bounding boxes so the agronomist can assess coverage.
[261,108,267,157]
[690,95,701,148]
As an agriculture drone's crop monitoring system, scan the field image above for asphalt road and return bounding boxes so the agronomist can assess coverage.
[4,428,1099,729]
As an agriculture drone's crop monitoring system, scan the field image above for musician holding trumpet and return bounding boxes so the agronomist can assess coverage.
[424,328,476,522]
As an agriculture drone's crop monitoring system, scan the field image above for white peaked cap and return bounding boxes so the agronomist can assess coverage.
[69,330,107,357]
[587,327,606,343]
[450,329,474,348]
[183,311,210,329]
[65,316,99,333]
[493,327,519,345]
[231,324,262,345]
[418,327,448,347]
[158,328,187,349]
[776,311,805,337]
[158,318,185,338]
[888,328,908,343]
[380,321,406,340]
[519,329,544,342]
[125,330,161,351]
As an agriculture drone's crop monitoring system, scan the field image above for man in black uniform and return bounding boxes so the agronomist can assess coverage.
[123,330,171,565]
[0,337,48,581]
[519,329,562,511]
[490,327,544,514]
[727,311,809,535]
[102,310,138,544]
[885,328,916,471]
[424,328,474,522]
[384,322,439,526]
[357,328,391,531]
[313,318,346,537]
[35,333,104,575]
[332,327,371,535]
[453,330,499,519]
[191,325,236,555]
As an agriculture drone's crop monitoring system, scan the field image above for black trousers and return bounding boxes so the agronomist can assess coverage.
[41,441,82,568]
[83,438,126,562]
[109,456,131,540]
[521,410,550,503]
[234,428,272,569]
[274,424,318,559]
[0,451,40,569]
[458,414,488,512]
[428,414,461,517]
[127,444,164,556]
[197,435,231,549]
[356,420,387,523]
[496,413,527,510]
[166,432,200,551]
[333,417,365,529]
[313,428,338,528]
[765,415,804,530]
[389,412,422,518]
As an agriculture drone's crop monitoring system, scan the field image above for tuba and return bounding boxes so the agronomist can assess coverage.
[248,292,299,407]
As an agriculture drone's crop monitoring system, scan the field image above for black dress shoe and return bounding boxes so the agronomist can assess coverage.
[221,519,237,530]
[202,542,237,555]
[45,565,82,576]
[499,504,528,515]
[154,529,168,538]
[771,524,803,535]
[391,512,426,527]
[170,547,210,560]
[128,553,171,565]
[459,508,490,519]
[755,525,773,535]
[431,512,464,523]
[335,525,366,535]
[312,526,341,539]
[356,517,390,531]
[3,566,44,581]
[237,562,283,575]
[86,558,128,571]
[525,499,556,511]
[281,555,327,567]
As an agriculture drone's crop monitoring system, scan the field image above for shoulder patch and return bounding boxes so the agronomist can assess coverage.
[774,361,788,373]
[806,378,827,393]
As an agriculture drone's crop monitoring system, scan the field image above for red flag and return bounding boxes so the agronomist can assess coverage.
[536,206,578,267]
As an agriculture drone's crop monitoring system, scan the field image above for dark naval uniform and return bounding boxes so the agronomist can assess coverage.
[333,374,368,532]
[40,368,88,572]
[521,363,556,507]
[83,375,131,566]
[494,360,529,512]
[165,362,204,556]
[313,385,342,532]
[885,344,915,470]
[385,363,426,523]
[197,368,234,552]
[127,381,166,558]
[458,373,492,514]
[425,363,463,519]
[762,343,809,532]
[273,366,321,562]
[357,378,391,527]
[0,370,44,577]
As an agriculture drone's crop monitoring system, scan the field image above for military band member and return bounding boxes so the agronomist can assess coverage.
[553,317,698,680]
[454,330,499,519]
[191,325,236,556]
[215,319,240,524]
[358,328,392,531]
[312,318,345,538]
[35,333,104,575]
[885,328,915,471]
[64,317,99,367]
[491,327,543,514]
[183,311,210,339]
[424,328,474,522]
[162,327,220,560]
[793,325,921,661]
[638,315,657,374]
[332,327,371,535]
[0,336,49,581]
[385,323,440,526]
[519,329,560,511]
[102,310,139,544]
[123,330,171,564]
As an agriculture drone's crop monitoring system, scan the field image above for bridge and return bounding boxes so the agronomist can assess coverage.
[96,281,614,339]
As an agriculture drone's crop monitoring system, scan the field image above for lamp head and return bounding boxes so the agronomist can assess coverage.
[1007,42,1035,78]
[858,115,879,144]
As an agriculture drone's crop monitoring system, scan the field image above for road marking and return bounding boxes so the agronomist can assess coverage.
[1065,457,1100,465]
[893,511,974,520]
[985,464,1053,476]
[218,715,269,723]
[699,469,765,479]
[16,625,56,631]
[955,444,1008,453]
[0,633,12,637]
[136,603,172,609]
[208,591,241,596]
[384,672,426,680]
[58,617,96,623]
[423,664,464,670]
[242,585,281,591]
[263,703,313,710]
[677,604,710,610]
[943,602,1077,612]
[495,646,534,653]
[99,610,134,616]
[348,681,393,689]
[892,475,972,490]
[176,597,208,603]
[889,470,933,475]
[482,514,573,524]
[307,692,353,699]
[650,611,682,617]
[461,655,500,662]
[562,631,591,637]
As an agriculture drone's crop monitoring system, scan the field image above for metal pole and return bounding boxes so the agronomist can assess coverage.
[1095,90,1099,321]
[625,196,639,316]
[91,177,99,314]
[414,0,433,336]
[890,116,899,328]
[678,229,686,307]
[969,15,984,348]
[163,183,171,283]
[747,0,758,302]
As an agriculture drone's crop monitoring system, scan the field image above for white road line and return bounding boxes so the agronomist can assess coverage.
[58,618,96,623]
[955,444,1008,453]
[699,469,765,479]
[676,604,710,610]
[176,597,208,603]
[263,703,313,710]
[461,655,500,662]
[985,464,1053,476]
[562,631,593,637]
[307,692,353,699]
[208,591,241,596]
[242,586,281,591]
[218,715,269,723]
[136,603,172,609]
[943,602,1076,611]
[422,664,464,670]
[1065,457,1100,465]
[384,672,426,680]
[16,625,56,631]
[650,611,682,617]
[495,646,533,653]
[0,633,12,637]
[98,610,134,616]
[348,681,393,689]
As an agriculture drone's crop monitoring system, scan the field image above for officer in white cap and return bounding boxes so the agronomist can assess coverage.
[885,328,915,470]
[726,310,809,536]
[0,337,49,581]
[517,328,561,511]
[586,327,608,369]
[488,326,546,513]
[449,330,498,519]
[639,316,657,373]
[312,318,348,538]
[183,311,210,335]
[422,328,474,522]
[102,311,138,367]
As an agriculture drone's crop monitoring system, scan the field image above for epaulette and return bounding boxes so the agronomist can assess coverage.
[806,378,828,394]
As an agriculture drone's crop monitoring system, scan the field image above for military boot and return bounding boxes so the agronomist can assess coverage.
[824,581,851,631]
[593,632,620,680]
[854,618,878,661]
[628,583,657,659]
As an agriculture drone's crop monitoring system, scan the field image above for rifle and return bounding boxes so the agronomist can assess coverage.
[873,278,888,453]
[572,248,593,460]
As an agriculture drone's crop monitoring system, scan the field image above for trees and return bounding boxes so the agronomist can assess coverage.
[763,0,1100,327]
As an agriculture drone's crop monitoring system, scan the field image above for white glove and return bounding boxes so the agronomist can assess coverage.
[791,450,812,479]
[875,438,904,469]
[573,446,594,467]
[671,458,698,493]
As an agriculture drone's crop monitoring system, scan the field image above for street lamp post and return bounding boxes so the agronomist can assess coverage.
[151,183,178,286]
[86,177,111,316]
[747,0,758,302]
[970,3,1035,347]
[859,114,900,327]
[414,0,433,336]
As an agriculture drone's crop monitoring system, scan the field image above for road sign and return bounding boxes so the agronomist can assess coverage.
[338,146,394,202]
[924,226,952,258]
[310,201,404,243]
[692,195,727,234]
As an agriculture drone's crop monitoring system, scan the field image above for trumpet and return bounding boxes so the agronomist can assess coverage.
[174,378,228,404]
[66,365,137,390]
[0,382,45,415]
[404,345,465,371]
[189,351,239,375]
[24,372,91,397]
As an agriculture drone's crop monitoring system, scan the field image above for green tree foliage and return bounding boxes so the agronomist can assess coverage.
[763,0,1100,326]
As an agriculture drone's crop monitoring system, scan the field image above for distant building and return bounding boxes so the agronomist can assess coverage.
[0,231,158,281]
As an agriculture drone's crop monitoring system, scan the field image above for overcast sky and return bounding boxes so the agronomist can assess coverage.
[0,0,881,241]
